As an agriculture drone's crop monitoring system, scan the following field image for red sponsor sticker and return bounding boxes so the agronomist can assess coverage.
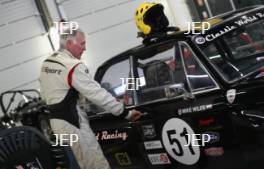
[148,153,171,165]
[160,153,169,163]
[199,117,215,126]
[204,147,224,157]
[15,165,24,169]
[261,67,264,76]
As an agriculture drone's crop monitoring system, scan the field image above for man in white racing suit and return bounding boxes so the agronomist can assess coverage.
[39,28,142,169]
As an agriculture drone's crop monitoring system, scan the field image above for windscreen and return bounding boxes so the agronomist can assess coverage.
[200,18,264,81]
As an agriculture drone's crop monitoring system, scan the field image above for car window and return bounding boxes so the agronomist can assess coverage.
[85,59,131,115]
[101,59,134,106]
[135,42,188,103]
[202,42,242,81]
[101,59,130,97]
[179,42,217,91]
[223,21,264,60]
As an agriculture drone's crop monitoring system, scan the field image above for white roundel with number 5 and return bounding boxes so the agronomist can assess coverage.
[162,118,200,165]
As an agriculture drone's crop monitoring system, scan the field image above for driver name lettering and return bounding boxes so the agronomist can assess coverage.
[178,104,212,115]
[96,130,128,141]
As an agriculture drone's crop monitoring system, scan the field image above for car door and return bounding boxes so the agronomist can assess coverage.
[127,40,232,168]
[88,56,150,169]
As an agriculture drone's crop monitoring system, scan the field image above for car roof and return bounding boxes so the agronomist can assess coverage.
[95,5,264,79]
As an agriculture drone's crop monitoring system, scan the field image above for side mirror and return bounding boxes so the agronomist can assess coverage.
[165,83,195,100]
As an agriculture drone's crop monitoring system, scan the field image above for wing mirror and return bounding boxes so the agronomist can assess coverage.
[165,83,195,100]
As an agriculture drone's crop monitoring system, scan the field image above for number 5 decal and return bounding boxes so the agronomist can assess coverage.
[162,118,200,165]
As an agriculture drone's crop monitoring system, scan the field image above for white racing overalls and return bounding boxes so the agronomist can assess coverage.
[39,49,130,169]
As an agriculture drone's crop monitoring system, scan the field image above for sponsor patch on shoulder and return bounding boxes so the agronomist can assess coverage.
[148,153,171,165]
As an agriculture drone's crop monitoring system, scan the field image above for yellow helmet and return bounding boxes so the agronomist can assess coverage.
[135,2,168,35]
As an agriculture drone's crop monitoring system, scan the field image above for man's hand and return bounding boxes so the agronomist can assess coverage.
[128,109,142,122]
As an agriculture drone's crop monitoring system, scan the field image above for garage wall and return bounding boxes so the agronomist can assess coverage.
[166,0,193,29]
[51,0,177,76]
[0,0,192,116]
[0,0,53,116]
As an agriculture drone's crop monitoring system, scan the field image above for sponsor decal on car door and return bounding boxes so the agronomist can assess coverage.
[147,153,171,165]
[144,140,163,150]
[161,118,200,165]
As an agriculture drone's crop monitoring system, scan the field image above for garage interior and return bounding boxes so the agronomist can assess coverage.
[0,0,263,100]
[1,0,264,169]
